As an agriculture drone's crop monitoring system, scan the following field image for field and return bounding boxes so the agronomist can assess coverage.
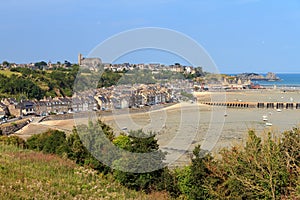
[0,144,169,199]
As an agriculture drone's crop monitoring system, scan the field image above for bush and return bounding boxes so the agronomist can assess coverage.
[26,121,116,174]
[67,127,111,174]
[0,135,27,148]
[280,128,300,198]
[175,146,213,200]
[112,130,167,193]
[27,130,68,155]
[170,129,299,199]
[66,128,89,165]
[204,130,299,200]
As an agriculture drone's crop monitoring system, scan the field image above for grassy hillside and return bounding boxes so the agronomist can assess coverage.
[0,67,125,100]
[0,70,21,77]
[0,144,169,199]
[0,67,78,99]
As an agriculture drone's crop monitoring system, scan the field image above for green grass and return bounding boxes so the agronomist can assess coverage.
[0,145,170,199]
[0,70,21,77]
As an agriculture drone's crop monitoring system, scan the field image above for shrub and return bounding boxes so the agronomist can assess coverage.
[0,135,27,148]
[280,128,300,198]
[27,130,68,155]
[112,130,167,193]
[205,130,299,200]
[179,146,213,200]
[67,121,116,174]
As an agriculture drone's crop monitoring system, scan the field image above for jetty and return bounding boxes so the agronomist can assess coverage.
[201,102,300,109]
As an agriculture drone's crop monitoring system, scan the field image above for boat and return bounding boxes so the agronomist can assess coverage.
[262,115,268,121]
[265,122,272,126]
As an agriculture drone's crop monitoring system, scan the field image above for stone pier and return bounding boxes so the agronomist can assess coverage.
[202,102,300,109]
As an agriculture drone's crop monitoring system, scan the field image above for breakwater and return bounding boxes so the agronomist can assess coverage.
[202,102,300,109]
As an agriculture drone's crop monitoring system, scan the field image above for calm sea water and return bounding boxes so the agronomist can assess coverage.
[253,74,300,87]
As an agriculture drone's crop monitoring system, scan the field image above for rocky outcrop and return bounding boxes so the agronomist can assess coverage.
[237,72,280,81]
[265,72,280,80]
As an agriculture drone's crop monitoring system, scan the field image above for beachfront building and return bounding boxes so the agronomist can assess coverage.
[94,83,177,109]
[95,95,111,111]
[19,101,35,116]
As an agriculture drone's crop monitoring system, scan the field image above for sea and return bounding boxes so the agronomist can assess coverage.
[252,73,300,88]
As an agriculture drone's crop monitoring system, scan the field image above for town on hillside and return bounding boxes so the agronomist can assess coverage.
[0,54,279,122]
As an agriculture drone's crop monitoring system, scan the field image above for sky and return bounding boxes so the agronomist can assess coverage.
[1,0,300,73]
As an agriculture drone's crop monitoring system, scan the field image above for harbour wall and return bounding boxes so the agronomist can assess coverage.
[201,102,300,109]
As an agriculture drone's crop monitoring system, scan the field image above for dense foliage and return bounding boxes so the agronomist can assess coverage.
[204,129,300,200]
[26,130,68,155]
[0,74,45,100]
[0,66,122,99]
[112,130,168,192]
[0,67,78,99]
[0,135,27,148]
[98,70,123,87]
[117,69,185,85]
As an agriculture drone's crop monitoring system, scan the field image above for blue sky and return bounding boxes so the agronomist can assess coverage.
[1,0,300,73]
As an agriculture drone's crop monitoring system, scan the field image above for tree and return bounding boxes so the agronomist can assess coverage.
[27,130,68,155]
[0,135,27,148]
[182,146,212,200]
[98,70,123,87]
[34,61,47,67]
[2,61,10,67]
[72,120,116,173]
[280,128,300,198]
[113,134,131,150]
[26,121,116,174]
[64,60,71,67]
[112,130,167,193]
